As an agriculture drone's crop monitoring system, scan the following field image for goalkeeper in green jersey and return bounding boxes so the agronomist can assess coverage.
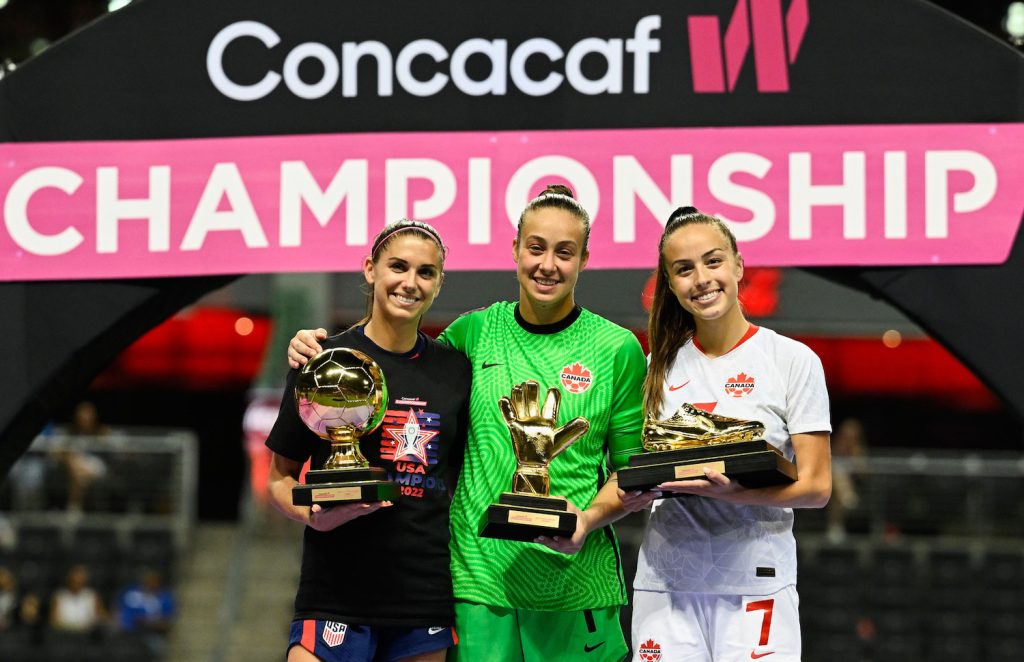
[287,185,646,662]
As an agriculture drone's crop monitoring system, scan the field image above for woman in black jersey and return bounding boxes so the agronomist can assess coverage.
[266,219,472,662]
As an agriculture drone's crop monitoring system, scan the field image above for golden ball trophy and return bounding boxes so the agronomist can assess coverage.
[479,380,590,542]
[617,403,796,493]
[291,347,401,506]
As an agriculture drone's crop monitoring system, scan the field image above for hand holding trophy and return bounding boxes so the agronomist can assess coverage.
[480,380,589,541]
[291,347,401,507]
[617,403,797,494]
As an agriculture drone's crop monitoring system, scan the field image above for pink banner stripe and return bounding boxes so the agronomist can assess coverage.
[1,123,1021,281]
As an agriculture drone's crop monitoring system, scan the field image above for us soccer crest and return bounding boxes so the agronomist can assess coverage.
[322,621,347,647]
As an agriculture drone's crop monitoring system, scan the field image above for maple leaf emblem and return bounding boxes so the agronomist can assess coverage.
[560,362,593,394]
[724,372,756,398]
[638,639,662,662]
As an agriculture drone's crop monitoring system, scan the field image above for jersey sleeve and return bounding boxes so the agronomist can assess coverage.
[784,343,832,435]
[606,331,647,471]
[265,368,317,463]
[436,310,472,353]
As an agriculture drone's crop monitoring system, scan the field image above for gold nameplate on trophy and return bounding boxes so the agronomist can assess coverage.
[479,380,590,542]
[675,461,726,479]
[310,486,363,502]
[507,511,561,528]
[617,403,797,494]
[292,348,401,507]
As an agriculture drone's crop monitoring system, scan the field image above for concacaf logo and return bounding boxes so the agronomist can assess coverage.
[637,639,662,662]
[724,371,755,398]
[560,362,593,394]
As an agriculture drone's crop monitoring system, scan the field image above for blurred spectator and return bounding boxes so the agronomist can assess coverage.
[0,513,16,552]
[0,566,17,631]
[827,417,869,542]
[116,567,175,658]
[116,568,175,634]
[243,388,282,509]
[67,401,111,438]
[18,590,46,644]
[50,564,106,633]
[0,565,45,643]
[7,427,52,510]
[52,401,114,512]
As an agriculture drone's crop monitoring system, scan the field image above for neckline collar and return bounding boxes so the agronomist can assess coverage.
[692,323,759,357]
[514,304,582,335]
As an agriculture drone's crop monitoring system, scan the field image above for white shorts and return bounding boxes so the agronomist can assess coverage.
[631,586,801,662]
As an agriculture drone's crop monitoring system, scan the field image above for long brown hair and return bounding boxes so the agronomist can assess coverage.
[643,207,741,416]
[515,183,591,252]
[356,219,446,326]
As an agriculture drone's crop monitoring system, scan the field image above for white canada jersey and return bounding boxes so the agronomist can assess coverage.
[634,325,831,595]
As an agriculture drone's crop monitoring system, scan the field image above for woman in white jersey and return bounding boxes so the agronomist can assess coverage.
[621,207,832,662]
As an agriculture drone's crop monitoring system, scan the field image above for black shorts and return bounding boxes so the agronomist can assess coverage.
[288,619,456,662]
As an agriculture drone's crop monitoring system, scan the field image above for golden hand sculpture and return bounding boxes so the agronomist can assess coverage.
[498,380,590,496]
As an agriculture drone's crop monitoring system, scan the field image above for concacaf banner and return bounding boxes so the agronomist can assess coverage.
[2,0,1022,281]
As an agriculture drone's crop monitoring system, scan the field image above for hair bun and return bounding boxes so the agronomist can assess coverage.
[673,206,700,217]
[541,183,576,199]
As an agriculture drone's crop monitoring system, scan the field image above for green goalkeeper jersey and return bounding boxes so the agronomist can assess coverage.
[438,302,646,611]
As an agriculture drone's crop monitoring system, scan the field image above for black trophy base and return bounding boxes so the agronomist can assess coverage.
[479,493,578,542]
[618,441,797,493]
[293,466,401,506]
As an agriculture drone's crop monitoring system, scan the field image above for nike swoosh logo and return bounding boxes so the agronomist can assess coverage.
[428,626,445,635]
[669,380,691,391]
[482,362,502,369]
[584,642,605,653]
[750,652,775,659]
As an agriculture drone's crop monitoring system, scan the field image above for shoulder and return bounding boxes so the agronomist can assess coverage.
[581,313,643,360]
[440,302,513,351]
[315,328,389,366]
[446,301,510,328]
[321,327,361,349]
[756,327,820,361]
[580,309,640,345]
[425,335,470,365]
[749,327,824,380]
[469,301,512,319]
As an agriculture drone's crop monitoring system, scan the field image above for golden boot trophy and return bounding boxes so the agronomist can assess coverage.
[479,380,589,542]
[291,348,401,506]
[617,403,797,494]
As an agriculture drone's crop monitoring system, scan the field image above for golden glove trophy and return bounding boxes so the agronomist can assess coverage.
[617,403,797,493]
[292,347,401,506]
[480,380,590,542]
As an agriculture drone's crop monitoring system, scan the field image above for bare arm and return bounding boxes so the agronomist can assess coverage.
[267,452,389,531]
[656,432,832,508]
[537,472,631,554]
[287,328,328,369]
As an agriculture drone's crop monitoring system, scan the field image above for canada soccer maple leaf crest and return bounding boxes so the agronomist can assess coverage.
[724,371,755,398]
[637,638,662,662]
[560,362,593,394]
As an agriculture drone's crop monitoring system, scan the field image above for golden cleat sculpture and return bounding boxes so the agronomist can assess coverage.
[642,403,766,451]
[620,403,795,492]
